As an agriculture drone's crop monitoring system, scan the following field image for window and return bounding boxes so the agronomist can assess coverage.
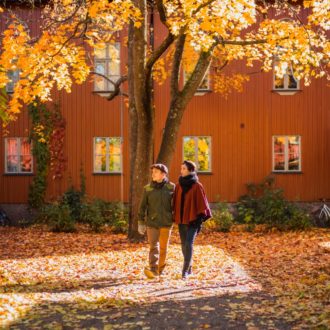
[93,137,122,173]
[184,69,210,93]
[273,61,299,91]
[273,136,301,172]
[183,136,211,172]
[6,69,20,93]
[5,138,33,174]
[94,43,120,92]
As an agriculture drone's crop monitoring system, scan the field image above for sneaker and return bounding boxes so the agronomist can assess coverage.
[144,267,158,279]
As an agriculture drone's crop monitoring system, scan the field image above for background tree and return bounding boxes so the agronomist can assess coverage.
[0,0,329,238]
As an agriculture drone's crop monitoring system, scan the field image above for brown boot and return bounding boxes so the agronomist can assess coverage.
[144,267,158,279]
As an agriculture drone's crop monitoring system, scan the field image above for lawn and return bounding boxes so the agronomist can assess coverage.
[0,226,329,329]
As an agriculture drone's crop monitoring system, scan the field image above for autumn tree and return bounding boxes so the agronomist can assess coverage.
[0,0,329,238]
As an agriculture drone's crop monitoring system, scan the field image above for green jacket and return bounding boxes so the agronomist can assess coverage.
[138,180,175,228]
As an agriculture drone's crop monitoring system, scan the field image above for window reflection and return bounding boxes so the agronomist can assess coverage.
[183,136,211,172]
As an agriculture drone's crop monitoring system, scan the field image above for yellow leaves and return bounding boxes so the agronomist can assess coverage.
[213,73,250,98]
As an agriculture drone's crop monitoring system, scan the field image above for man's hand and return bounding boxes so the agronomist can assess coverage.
[138,222,146,235]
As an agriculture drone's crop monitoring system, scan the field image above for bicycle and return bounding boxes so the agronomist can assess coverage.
[312,199,330,227]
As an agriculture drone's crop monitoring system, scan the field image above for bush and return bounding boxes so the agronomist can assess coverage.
[62,185,84,220]
[40,202,76,232]
[102,200,128,233]
[80,199,128,233]
[80,199,104,232]
[236,175,311,231]
[204,202,234,232]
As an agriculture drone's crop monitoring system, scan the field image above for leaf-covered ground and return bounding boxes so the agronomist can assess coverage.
[0,226,329,329]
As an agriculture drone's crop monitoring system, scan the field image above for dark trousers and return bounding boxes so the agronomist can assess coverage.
[178,224,199,273]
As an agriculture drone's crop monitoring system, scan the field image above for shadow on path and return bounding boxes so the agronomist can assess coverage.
[9,291,295,330]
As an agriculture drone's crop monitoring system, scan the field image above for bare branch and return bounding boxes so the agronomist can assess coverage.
[146,32,175,74]
[170,30,185,98]
[90,71,128,100]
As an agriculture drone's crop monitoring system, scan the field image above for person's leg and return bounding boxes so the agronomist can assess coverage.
[178,224,188,258]
[158,226,172,274]
[182,225,198,278]
[145,227,160,278]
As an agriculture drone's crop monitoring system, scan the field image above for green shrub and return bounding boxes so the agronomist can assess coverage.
[204,202,234,232]
[80,199,128,233]
[102,201,128,233]
[62,185,84,220]
[236,175,311,231]
[81,199,104,232]
[40,202,76,232]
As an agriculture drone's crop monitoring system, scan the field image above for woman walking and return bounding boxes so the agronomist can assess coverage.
[173,160,211,279]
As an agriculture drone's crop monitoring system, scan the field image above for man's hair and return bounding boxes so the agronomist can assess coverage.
[150,163,168,174]
[182,160,196,172]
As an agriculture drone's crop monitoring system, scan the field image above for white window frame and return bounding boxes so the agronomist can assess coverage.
[182,136,212,173]
[273,62,299,92]
[4,137,33,174]
[272,135,301,173]
[93,42,121,93]
[93,137,123,174]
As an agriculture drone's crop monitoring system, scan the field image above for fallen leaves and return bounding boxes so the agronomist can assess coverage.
[0,227,329,328]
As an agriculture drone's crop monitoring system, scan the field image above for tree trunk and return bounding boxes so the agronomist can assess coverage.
[128,0,154,239]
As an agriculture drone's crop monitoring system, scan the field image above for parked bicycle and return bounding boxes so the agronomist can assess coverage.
[312,199,330,227]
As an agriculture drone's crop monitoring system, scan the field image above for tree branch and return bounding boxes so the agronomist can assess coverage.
[170,30,185,98]
[155,0,169,28]
[90,72,128,100]
[145,32,175,74]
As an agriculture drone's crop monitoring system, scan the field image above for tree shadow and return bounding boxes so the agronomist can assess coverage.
[8,291,295,329]
[0,228,144,260]
[0,275,129,294]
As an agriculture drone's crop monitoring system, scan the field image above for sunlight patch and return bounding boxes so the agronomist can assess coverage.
[0,244,261,327]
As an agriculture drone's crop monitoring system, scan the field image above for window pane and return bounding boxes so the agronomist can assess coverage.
[274,137,285,153]
[288,153,300,170]
[95,138,106,155]
[21,155,32,172]
[197,137,210,171]
[183,137,196,161]
[288,74,297,89]
[109,155,121,172]
[94,138,107,172]
[108,44,120,75]
[6,156,19,172]
[6,138,18,155]
[274,154,285,170]
[21,139,31,156]
[94,62,106,91]
[274,75,284,89]
[94,47,107,59]
[288,136,300,170]
[288,136,299,155]
[94,156,107,172]
[109,138,121,154]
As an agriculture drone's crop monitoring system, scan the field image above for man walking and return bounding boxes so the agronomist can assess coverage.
[138,164,175,279]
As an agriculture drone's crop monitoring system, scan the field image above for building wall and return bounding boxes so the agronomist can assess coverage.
[0,8,329,204]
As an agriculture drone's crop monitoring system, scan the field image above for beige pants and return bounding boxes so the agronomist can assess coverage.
[147,226,172,273]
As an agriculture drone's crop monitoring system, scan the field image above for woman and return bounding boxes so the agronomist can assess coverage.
[173,160,211,279]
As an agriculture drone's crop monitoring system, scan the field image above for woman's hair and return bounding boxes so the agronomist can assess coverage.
[182,160,196,172]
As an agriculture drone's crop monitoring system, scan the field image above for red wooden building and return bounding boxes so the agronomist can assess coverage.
[0,5,329,208]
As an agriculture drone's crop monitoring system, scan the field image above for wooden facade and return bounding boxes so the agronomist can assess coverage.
[0,8,329,205]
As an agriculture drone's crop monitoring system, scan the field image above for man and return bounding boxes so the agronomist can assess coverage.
[138,163,175,279]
